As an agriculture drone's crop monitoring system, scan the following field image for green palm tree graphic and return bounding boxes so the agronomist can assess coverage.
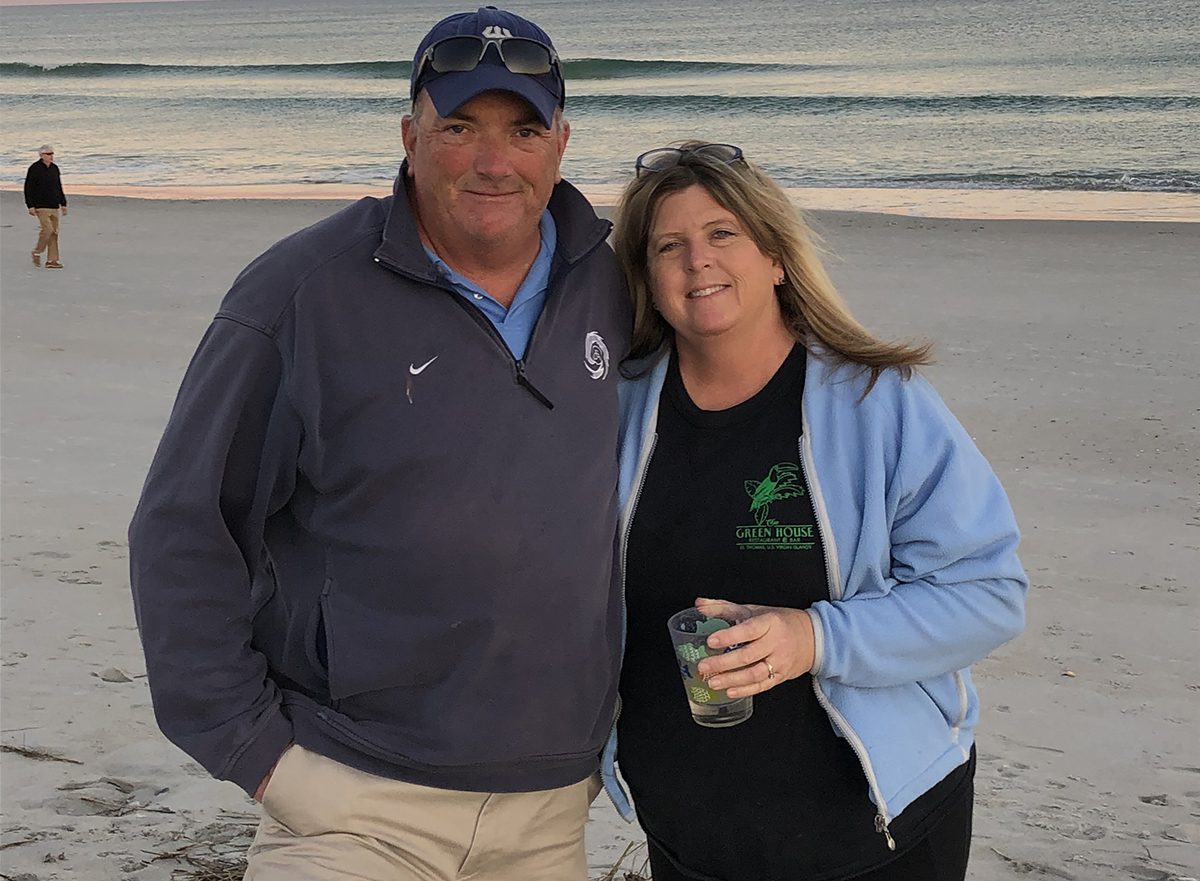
[745,463,805,526]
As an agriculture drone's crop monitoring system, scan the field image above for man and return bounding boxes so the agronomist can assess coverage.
[128,7,629,879]
[25,144,68,269]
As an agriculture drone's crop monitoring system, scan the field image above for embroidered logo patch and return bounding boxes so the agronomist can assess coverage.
[584,331,609,380]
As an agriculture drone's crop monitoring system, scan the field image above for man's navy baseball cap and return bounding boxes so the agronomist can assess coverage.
[409,6,565,129]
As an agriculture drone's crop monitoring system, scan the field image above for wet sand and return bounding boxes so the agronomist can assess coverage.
[4,181,1199,222]
[2,190,1197,879]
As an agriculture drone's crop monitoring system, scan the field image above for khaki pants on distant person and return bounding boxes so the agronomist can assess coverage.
[244,744,601,881]
[33,208,61,264]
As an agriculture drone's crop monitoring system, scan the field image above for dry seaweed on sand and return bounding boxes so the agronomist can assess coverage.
[146,830,651,881]
[56,777,177,817]
[146,842,247,880]
[166,854,247,881]
[144,819,257,880]
[594,840,652,881]
[0,743,83,764]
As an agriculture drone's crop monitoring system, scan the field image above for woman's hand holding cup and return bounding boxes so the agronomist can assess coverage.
[694,597,816,698]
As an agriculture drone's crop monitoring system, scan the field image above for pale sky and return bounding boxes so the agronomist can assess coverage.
[1,0,208,6]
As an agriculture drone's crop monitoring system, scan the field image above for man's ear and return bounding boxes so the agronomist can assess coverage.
[401,114,416,176]
[554,118,571,184]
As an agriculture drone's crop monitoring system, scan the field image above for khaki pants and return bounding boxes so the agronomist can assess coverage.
[244,745,600,881]
[33,208,61,264]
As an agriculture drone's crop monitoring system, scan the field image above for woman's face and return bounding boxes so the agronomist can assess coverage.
[647,184,784,350]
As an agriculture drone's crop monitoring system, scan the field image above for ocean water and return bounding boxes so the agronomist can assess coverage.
[1,0,1197,194]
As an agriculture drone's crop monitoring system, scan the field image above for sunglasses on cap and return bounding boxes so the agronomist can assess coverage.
[635,143,744,177]
[415,34,560,86]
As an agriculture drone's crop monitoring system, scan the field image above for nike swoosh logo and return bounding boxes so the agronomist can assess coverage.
[409,356,438,375]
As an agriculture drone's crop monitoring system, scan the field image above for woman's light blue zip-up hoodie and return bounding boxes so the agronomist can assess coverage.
[601,346,1028,844]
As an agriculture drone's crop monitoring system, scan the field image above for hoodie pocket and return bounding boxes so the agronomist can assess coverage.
[249,558,279,620]
[917,673,969,731]
[317,582,460,702]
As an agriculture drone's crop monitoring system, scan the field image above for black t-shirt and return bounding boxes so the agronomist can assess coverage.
[617,344,971,881]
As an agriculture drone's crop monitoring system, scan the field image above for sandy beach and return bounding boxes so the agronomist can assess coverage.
[2,189,1198,880]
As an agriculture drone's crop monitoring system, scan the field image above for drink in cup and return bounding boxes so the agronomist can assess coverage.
[667,607,753,728]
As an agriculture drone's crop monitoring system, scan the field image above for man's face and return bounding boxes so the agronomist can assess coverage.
[402,90,569,256]
[40,152,53,166]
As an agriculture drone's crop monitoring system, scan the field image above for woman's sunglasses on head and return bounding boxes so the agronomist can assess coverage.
[634,144,744,177]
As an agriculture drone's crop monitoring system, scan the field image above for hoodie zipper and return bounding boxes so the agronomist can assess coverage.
[604,418,660,815]
[620,434,658,652]
[444,283,556,410]
[372,214,614,411]
[373,256,558,409]
[514,358,553,409]
[798,429,897,852]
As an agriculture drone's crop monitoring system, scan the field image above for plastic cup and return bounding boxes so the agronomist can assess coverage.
[666,607,753,728]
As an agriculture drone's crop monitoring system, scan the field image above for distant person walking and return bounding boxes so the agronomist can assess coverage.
[25,144,68,269]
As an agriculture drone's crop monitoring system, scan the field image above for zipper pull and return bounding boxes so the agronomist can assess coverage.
[874,813,896,851]
[514,360,554,410]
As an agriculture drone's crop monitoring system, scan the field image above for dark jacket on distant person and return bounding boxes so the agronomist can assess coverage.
[24,160,67,209]
[128,165,631,799]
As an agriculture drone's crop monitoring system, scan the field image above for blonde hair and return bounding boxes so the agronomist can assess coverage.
[613,142,933,391]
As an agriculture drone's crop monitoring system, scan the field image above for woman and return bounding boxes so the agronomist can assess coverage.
[599,142,1027,881]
